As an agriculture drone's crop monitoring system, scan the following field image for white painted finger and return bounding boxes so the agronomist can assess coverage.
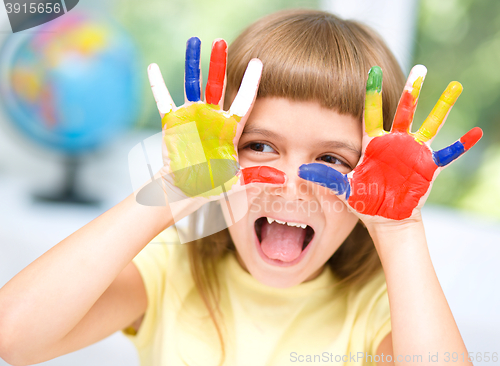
[148,63,175,118]
[404,64,427,93]
[229,59,263,118]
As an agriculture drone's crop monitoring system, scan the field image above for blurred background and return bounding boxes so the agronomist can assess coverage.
[0,0,498,365]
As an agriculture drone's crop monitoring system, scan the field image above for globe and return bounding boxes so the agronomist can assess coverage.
[0,11,141,155]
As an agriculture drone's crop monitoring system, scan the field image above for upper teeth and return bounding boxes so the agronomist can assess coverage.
[266,217,307,229]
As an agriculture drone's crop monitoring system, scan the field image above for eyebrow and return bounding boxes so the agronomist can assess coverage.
[242,127,283,141]
[242,126,361,157]
[317,140,361,157]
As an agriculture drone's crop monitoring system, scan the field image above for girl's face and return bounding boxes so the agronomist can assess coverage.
[225,97,362,288]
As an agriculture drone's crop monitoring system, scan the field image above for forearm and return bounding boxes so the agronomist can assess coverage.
[0,191,172,353]
[367,219,471,366]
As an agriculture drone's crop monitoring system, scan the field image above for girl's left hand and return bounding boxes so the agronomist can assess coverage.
[298,65,483,224]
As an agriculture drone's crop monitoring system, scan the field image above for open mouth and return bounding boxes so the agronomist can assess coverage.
[254,217,315,264]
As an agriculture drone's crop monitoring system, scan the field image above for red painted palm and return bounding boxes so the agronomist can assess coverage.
[299,65,482,221]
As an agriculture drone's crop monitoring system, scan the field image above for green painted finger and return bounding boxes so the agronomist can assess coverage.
[364,66,385,137]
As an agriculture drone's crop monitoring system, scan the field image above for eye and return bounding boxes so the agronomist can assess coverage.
[317,154,350,168]
[247,142,276,153]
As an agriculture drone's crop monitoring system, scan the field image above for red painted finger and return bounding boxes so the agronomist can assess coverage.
[205,39,227,106]
[241,166,286,185]
[391,65,426,134]
[460,126,483,150]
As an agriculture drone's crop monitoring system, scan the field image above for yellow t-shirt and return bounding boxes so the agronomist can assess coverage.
[122,228,391,366]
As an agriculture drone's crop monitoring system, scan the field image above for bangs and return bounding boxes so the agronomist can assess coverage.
[226,9,405,128]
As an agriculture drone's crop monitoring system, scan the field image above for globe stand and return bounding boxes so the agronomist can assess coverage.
[34,156,100,206]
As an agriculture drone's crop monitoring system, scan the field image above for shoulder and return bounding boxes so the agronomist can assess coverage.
[123,228,193,347]
[342,269,390,334]
[362,270,387,299]
[134,226,200,294]
[346,269,388,305]
[346,270,391,355]
[132,227,185,269]
[130,227,193,300]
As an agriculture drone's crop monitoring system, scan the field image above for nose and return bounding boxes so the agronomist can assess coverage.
[271,157,315,202]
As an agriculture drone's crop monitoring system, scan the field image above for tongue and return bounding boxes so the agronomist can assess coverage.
[260,221,306,262]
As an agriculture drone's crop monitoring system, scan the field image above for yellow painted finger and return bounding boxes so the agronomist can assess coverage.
[414,81,463,143]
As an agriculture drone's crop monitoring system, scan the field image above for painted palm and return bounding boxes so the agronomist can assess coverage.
[299,65,483,220]
[162,103,241,197]
[149,37,285,201]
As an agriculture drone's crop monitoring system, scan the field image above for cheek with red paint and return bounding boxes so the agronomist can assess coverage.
[348,133,438,220]
[242,166,286,185]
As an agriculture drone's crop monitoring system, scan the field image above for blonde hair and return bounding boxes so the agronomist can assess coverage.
[187,9,405,364]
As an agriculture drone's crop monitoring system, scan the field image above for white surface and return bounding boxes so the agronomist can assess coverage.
[0,177,140,366]
[0,130,153,366]
[0,130,499,364]
[321,0,420,73]
[421,206,500,356]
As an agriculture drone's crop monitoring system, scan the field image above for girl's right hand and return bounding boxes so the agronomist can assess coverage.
[147,37,286,218]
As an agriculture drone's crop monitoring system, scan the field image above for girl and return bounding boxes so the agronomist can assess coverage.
[0,9,481,366]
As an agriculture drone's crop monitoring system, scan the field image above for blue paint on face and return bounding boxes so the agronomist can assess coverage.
[185,37,201,102]
[432,140,465,167]
[298,163,351,199]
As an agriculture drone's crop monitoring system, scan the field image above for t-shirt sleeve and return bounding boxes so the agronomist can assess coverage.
[121,227,178,349]
[365,272,392,356]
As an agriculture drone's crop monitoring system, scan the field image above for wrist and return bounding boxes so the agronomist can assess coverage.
[126,192,173,232]
[365,216,427,257]
[365,214,423,237]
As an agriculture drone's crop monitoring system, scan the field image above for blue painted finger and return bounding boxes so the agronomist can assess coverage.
[185,37,201,102]
[432,141,464,167]
[298,163,351,199]
[432,127,482,167]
